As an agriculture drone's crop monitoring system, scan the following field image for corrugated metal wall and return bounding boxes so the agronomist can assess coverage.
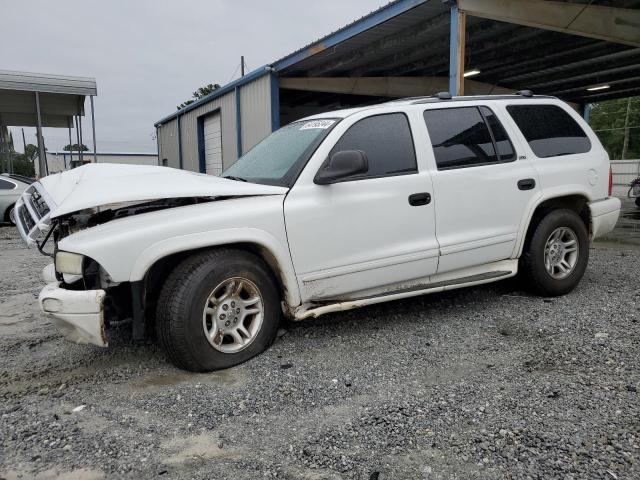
[157,119,179,168]
[156,72,274,173]
[240,74,273,154]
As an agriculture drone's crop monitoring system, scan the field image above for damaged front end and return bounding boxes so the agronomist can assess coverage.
[16,188,218,347]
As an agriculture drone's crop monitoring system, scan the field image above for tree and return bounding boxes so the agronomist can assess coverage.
[10,143,38,177]
[177,83,221,110]
[589,96,640,160]
[63,143,89,151]
[12,154,35,177]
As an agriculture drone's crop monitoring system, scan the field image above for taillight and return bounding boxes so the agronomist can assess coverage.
[608,166,613,197]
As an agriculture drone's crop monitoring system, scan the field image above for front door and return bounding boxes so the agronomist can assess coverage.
[284,112,439,302]
[422,104,540,273]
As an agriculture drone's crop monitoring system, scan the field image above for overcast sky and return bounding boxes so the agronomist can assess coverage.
[1,0,384,153]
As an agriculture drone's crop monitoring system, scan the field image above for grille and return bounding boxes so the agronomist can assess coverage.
[29,188,50,218]
[15,184,56,248]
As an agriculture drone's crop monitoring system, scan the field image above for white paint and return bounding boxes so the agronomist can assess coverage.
[22,96,622,341]
[39,282,107,347]
[203,112,223,175]
[35,163,287,218]
[0,175,27,222]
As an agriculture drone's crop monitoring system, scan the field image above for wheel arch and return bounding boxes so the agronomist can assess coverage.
[517,193,591,258]
[134,234,301,312]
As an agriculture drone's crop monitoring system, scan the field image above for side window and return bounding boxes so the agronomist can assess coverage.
[506,104,591,158]
[0,179,16,190]
[424,106,512,170]
[330,113,417,179]
[480,107,515,162]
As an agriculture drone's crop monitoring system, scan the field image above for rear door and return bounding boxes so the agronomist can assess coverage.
[284,111,439,302]
[422,104,540,273]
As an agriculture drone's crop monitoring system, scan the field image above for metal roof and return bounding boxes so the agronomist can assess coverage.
[0,70,97,96]
[156,0,640,125]
[0,70,97,128]
[272,0,640,104]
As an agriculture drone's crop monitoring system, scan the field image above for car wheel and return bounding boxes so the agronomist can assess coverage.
[5,205,16,225]
[156,249,280,372]
[521,209,589,297]
[635,197,640,208]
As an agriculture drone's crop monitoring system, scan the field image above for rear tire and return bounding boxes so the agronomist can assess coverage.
[521,209,589,296]
[156,249,280,372]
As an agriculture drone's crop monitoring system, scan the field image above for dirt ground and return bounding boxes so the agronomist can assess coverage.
[1,200,639,479]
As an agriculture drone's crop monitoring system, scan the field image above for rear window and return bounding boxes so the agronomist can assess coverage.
[507,104,591,158]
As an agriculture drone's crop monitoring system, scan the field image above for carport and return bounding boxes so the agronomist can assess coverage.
[156,0,640,172]
[275,0,640,123]
[0,70,98,176]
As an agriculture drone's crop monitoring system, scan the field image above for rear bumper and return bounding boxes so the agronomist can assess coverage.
[39,282,108,347]
[589,197,622,239]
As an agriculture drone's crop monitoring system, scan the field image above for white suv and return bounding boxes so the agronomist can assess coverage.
[15,94,621,372]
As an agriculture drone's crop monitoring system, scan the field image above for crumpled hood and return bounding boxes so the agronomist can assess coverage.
[38,163,288,218]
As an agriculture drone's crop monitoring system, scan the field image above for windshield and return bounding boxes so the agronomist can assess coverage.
[222,118,339,187]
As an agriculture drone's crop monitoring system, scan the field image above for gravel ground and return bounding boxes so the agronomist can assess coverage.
[1,203,639,480]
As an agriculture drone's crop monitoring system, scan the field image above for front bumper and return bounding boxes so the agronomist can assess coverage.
[39,282,108,347]
[589,197,622,239]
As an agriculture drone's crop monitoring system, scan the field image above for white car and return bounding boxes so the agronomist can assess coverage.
[1,174,31,225]
[15,93,621,372]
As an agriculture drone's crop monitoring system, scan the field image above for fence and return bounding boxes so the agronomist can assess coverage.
[611,159,640,187]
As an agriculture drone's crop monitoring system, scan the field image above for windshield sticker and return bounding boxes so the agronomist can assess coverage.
[299,120,336,130]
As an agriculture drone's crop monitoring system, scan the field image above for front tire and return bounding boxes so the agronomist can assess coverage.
[156,249,281,372]
[521,209,589,296]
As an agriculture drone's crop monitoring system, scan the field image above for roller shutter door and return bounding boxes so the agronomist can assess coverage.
[204,112,223,175]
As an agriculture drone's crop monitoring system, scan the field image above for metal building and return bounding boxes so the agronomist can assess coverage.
[155,0,640,173]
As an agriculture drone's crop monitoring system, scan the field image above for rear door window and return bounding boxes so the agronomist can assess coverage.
[330,113,417,179]
[423,106,515,170]
[506,104,591,158]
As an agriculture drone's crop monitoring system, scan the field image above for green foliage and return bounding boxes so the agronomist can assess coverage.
[589,97,640,160]
[11,153,35,177]
[63,143,89,151]
[177,83,221,110]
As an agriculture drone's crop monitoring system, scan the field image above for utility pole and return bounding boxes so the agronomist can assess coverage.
[21,128,27,154]
[241,56,245,77]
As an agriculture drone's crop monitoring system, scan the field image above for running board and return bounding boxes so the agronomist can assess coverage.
[292,262,517,320]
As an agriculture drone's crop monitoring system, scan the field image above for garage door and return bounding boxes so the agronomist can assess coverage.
[203,112,223,175]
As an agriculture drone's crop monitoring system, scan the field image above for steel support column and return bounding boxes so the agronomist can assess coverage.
[67,118,73,168]
[449,3,466,96]
[90,96,97,163]
[34,92,48,177]
[74,115,81,165]
[582,103,592,123]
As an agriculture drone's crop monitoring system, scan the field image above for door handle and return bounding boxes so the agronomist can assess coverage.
[408,192,431,206]
[517,178,536,191]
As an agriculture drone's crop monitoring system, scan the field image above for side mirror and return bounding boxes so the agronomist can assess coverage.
[314,150,369,185]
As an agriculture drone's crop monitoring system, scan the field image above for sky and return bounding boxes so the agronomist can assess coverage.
[1,0,384,154]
